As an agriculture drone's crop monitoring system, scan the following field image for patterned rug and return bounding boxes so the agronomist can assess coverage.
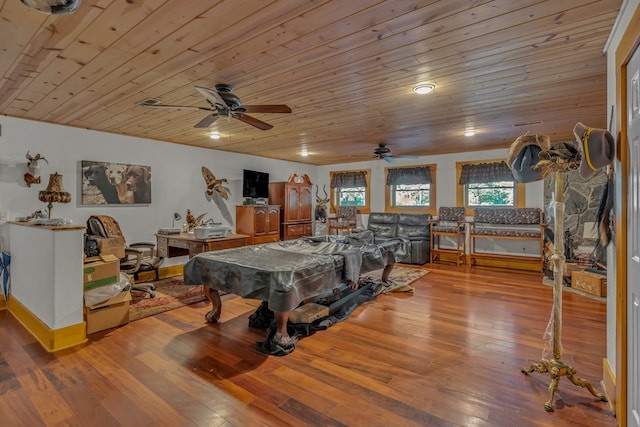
[128,266,429,321]
[129,278,206,321]
[363,266,430,289]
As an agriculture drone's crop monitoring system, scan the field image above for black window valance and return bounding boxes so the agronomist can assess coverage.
[386,166,432,185]
[458,161,513,184]
[331,171,367,188]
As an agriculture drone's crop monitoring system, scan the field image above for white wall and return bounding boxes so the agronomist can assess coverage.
[316,147,545,223]
[0,116,316,245]
[0,116,547,251]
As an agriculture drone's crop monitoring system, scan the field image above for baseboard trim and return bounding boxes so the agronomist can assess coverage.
[0,295,6,310]
[465,256,541,273]
[602,357,616,415]
[7,297,87,352]
[137,264,183,282]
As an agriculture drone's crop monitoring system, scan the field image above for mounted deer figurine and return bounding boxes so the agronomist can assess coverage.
[315,184,330,222]
[24,151,48,187]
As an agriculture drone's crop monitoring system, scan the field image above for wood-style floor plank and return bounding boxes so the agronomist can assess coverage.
[0,264,615,426]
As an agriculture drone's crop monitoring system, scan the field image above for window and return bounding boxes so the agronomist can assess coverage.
[466,181,514,206]
[456,160,525,213]
[384,165,436,214]
[393,183,431,206]
[329,169,371,214]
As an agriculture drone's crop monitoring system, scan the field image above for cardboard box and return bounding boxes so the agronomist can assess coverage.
[571,270,607,297]
[85,290,131,334]
[289,303,329,324]
[97,236,125,259]
[83,254,120,291]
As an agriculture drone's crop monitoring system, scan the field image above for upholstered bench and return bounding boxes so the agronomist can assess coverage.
[469,207,545,273]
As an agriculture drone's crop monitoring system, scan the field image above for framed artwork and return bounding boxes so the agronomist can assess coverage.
[81,160,152,205]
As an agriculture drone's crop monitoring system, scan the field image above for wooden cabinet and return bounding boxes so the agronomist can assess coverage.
[236,205,281,245]
[571,270,607,297]
[269,180,313,240]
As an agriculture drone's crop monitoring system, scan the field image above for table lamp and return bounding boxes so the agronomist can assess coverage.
[38,172,71,218]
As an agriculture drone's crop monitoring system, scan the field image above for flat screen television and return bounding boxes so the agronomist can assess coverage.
[242,169,270,199]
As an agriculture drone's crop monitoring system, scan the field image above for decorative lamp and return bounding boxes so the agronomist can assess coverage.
[173,212,182,228]
[38,172,71,218]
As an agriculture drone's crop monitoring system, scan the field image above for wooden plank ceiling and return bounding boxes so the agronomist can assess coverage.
[0,0,622,166]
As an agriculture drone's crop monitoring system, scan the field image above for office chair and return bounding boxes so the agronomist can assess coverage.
[86,215,161,297]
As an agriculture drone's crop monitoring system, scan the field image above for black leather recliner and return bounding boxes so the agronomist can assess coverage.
[363,212,431,264]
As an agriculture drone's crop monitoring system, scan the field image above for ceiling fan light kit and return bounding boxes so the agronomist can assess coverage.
[137,84,291,131]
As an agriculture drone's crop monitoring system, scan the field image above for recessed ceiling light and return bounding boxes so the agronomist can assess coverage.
[413,83,435,94]
[464,130,477,137]
[209,131,220,140]
[301,149,309,157]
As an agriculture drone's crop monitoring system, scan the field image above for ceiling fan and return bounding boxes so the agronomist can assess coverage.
[137,84,291,131]
[372,144,418,163]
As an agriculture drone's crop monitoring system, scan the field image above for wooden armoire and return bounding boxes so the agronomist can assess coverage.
[235,205,281,245]
[268,174,313,240]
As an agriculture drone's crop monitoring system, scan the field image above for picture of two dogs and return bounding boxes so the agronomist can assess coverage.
[82,161,151,205]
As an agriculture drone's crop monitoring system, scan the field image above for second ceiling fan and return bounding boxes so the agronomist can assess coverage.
[137,84,291,130]
[372,144,418,163]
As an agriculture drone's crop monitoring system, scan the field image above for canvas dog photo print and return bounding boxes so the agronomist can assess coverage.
[81,160,152,205]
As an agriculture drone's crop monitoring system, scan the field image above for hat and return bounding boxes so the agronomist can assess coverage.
[507,134,551,183]
[573,122,615,179]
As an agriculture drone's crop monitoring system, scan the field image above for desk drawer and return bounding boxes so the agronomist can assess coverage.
[168,238,190,249]
[571,271,606,297]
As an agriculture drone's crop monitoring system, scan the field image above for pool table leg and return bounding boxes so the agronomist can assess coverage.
[203,286,222,324]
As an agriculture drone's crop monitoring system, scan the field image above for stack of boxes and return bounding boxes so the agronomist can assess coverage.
[83,237,131,334]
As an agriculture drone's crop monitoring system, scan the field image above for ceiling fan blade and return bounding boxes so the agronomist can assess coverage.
[232,113,273,130]
[383,156,395,163]
[240,105,292,114]
[195,86,227,109]
[137,98,214,111]
[194,114,220,128]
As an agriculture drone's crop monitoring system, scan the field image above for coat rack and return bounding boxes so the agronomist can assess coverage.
[521,162,608,411]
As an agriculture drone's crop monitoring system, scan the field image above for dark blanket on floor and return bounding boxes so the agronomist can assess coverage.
[253,279,377,356]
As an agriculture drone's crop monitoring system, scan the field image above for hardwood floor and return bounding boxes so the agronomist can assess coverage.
[0,264,614,426]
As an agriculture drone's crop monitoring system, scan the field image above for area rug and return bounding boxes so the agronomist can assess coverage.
[128,267,429,322]
[362,266,430,292]
[129,277,206,321]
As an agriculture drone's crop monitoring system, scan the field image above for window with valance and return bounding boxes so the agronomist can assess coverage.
[456,161,521,207]
[329,169,370,213]
[384,165,436,214]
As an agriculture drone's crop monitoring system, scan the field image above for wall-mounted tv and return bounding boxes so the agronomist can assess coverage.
[242,169,270,199]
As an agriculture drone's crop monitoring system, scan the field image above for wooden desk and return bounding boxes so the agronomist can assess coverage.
[156,233,249,258]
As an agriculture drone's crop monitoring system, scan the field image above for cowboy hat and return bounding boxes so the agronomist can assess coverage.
[572,122,615,179]
[507,134,551,183]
